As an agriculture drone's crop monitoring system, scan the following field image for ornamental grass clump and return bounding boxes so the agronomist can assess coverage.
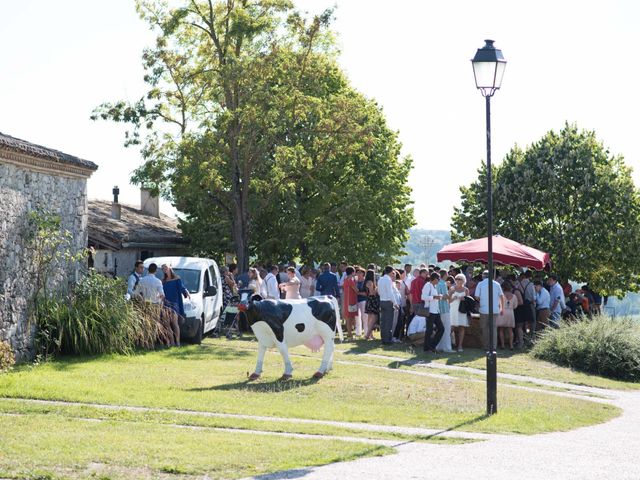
[36,272,163,357]
[0,341,15,372]
[531,315,640,382]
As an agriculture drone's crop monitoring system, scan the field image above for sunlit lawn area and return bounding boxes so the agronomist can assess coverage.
[327,338,640,391]
[0,399,474,445]
[0,411,390,480]
[0,339,618,437]
[0,336,623,478]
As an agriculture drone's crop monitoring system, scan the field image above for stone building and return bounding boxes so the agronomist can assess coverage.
[0,132,97,360]
[88,189,187,278]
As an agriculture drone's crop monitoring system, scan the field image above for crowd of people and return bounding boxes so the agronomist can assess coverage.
[221,261,606,351]
[127,257,603,352]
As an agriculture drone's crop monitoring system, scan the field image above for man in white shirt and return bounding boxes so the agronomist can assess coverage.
[136,263,165,304]
[474,270,505,351]
[421,272,445,353]
[377,265,399,345]
[403,264,414,290]
[547,275,565,325]
[264,265,280,300]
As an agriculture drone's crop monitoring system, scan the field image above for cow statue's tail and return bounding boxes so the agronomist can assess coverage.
[330,296,344,342]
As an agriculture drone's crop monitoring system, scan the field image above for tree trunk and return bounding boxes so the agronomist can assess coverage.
[229,111,250,272]
[232,192,249,273]
[300,241,311,267]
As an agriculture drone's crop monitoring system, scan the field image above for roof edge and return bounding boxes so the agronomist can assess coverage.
[0,131,98,177]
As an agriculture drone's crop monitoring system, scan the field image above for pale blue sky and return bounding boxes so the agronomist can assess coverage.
[2,0,639,230]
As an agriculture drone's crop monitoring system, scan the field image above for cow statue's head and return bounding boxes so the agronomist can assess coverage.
[237,293,263,326]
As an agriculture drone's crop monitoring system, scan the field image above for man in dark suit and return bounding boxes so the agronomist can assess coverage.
[316,262,339,297]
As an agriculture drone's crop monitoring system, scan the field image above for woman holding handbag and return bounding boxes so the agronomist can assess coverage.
[342,266,359,339]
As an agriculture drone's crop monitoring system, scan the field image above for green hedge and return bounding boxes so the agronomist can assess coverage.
[531,315,640,382]
[36,272,164,357]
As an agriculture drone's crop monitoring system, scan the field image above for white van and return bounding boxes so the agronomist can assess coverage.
[143,256,223,343]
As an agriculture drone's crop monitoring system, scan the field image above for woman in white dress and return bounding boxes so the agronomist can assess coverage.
[279,267,302,299]
[448,273,470,352]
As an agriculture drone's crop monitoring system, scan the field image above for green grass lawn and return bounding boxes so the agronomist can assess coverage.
[0,340,618,436]
[0,399,474,445]
[328,338,640,391]
[0,411,390,480]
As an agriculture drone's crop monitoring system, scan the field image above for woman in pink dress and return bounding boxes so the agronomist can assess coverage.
[342,266,358,339]
[497,282,518,350]
[279,267,302,299]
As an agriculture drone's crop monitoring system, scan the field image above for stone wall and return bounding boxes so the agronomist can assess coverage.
[0,163,89,361]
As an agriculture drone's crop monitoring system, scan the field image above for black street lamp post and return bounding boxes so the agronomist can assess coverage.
[471,39,506,415]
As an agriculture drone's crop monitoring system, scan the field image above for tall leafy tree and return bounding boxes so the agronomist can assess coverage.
[451,123,640,295]
[93,0,413,270]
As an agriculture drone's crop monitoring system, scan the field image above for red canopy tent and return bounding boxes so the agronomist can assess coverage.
[436,235,551,270]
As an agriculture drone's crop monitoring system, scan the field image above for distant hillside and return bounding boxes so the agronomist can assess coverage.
[398,228,451,266]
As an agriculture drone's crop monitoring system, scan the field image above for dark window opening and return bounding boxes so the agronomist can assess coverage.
[140,250,154,261]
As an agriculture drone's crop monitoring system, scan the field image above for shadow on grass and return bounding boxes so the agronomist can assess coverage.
[404,346,526,367]
[16,341,253,373]
[338,339,413,356]
[424,413,490,438]
[31,353,110,372]
[378,345,533,378]
[188,376,321,393]
[160,344,252,361]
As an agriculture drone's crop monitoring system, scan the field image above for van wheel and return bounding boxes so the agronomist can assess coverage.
[193,315,204,344]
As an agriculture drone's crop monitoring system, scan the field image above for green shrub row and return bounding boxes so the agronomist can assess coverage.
[36,272,166,357]
[531,315,640,382]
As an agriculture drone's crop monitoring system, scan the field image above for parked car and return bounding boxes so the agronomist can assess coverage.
[143,256,223,343]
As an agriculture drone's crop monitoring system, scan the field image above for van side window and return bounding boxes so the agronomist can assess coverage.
[204,269,211,290]
[209,266,218,286]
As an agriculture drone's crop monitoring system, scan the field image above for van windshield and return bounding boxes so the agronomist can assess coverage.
[148,268,201,294]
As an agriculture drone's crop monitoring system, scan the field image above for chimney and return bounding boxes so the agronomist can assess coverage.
[111,186,121,220]
[141,187,160,218]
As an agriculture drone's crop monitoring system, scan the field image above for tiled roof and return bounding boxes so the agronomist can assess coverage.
[0,131,98,171]
[88,200,187,250]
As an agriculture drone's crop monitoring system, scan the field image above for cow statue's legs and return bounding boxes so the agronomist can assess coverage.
[248,344,267,381]
[314,327,336,379]
[276,342,294,379]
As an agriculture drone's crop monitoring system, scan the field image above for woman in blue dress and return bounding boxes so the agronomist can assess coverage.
[161,265,190,346]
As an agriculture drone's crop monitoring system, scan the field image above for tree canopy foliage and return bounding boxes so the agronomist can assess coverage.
[451,123,640,296]
[93,0,414,270]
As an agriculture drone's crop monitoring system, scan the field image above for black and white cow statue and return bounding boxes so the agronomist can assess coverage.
[238,296,343,380]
